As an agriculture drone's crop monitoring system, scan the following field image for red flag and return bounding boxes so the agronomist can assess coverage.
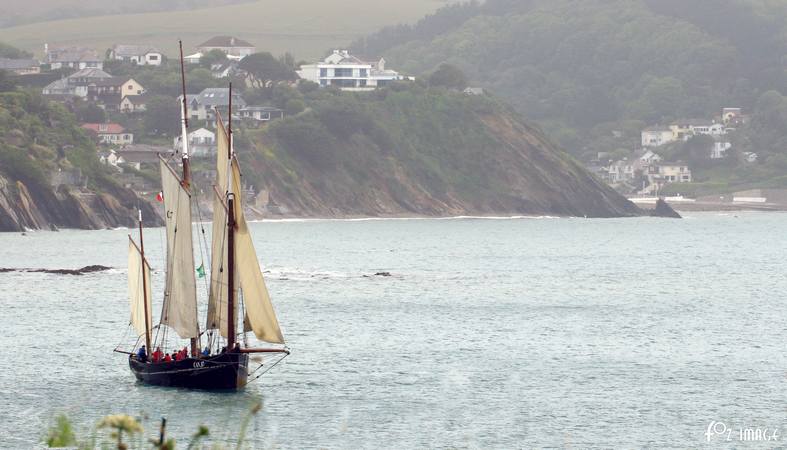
[155,191,164,202]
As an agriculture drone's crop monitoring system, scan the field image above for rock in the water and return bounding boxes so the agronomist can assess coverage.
[0,265,112,275]
[374,271,393,277]
[650,199,682,219]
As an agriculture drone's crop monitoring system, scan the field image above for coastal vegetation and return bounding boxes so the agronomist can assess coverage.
[351,0,787,190]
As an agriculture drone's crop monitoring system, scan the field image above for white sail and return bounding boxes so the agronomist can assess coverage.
[159,158,200,338]
[206,117,284,343]
[230,157,285,344]
[128,238,152,338]
[207,120,233,336]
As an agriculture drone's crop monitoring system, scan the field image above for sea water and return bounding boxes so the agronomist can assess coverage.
[1,213,787,448]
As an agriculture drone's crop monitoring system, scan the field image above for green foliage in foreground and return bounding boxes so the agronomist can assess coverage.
[44,400,261,449]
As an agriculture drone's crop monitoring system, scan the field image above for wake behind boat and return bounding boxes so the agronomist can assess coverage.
[115,42,288,390]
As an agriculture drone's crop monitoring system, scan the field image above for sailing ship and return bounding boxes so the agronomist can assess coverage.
[117,42,288,390]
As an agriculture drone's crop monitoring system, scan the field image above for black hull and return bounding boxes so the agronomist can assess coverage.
[129,352,249,390]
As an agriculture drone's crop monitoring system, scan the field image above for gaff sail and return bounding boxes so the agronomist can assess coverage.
[206,116,284,344]
[159,158,200,339]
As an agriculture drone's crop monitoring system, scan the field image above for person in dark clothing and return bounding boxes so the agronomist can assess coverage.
[201,347,210,357]
[137,345,147,362]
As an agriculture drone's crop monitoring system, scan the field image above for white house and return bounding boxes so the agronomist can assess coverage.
[110,45,163,66]
[197,36,255,58]
[297,50,410,91]
[239,106,284,125]
[45,45,102,70]
[81,123,134,145]
[711,141,732,159]
[173,128,216,157]
[642,127,675,147]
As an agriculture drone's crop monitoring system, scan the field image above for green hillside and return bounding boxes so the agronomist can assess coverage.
[0,0,458,60]
[350,0,787,191]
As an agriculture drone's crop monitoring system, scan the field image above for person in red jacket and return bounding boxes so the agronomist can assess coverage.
[152,347,163,363]
[164,353,172,363]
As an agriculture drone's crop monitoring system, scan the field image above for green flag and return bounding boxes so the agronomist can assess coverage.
[196,263,205,279]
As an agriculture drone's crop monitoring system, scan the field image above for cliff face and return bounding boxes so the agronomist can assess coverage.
[239,87,642,218]
[0,175,159,232]
[0,91,160,232]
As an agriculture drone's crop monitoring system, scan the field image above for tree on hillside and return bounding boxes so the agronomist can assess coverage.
[239,52,296,89]
[74,101,107,123]
[428,64,467,89]
[0,42,32,59]
[200,49,228,69]
[0,70,16,92]
[143,95,180,136]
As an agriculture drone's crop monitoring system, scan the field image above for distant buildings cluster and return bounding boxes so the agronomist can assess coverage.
[589,107,758,195]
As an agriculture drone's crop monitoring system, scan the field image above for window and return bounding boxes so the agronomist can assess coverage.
[333,79,357,88]
[320,79,327,86]
[360,69,368,77]
[149,55,159,61]
[359,80,367,87]
[334,68,353,77]
[320,68,328,77]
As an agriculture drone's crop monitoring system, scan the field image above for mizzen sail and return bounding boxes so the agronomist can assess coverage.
[159,158,199,339]
[128,238,152,338]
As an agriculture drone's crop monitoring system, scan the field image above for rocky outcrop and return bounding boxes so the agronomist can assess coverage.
[650,198,682,219]
[0,175,161,232]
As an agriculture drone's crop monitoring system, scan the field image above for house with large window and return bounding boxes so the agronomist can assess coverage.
[173,128,216,158]
[45,45,102,70]
[42,68,113,98]
[641,126,675,147]
[109,45,163,66]
[297,50,410,91]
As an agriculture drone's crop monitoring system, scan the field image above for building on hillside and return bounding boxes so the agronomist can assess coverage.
[109,45,163,66]
[173,127,216,158]
[636,149,663,165]
[711,141,732,159]
[42,68,114,98]
[179,88,246,123]
[183,52,203,64]
[239,106,284,126]
[606,159,637,184]
[0,58,40,75]
[670,119,726,141]
[115,144,172,170]
[641,126,675,147]
[743,152,758,163]
[211,61,240,79]
[722,107,743,123]
[645,162,692,191]
[197,36,255,58]
[297,50,411,91]
[45,45,102,70]
[119,94,148,113]
[81,123,134,145]
[88,77,145,110]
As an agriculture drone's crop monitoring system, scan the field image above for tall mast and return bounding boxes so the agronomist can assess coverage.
[179,40,199,357]
[226,82,237,349]
[179,40,192,188]
[138,210,152,353]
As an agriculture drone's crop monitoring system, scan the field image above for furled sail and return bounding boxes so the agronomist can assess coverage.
[159,158,199,338]
[128,238,152,337]
[206,116,284,344]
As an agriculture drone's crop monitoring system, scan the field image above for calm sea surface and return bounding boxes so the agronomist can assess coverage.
[2,213,787,448]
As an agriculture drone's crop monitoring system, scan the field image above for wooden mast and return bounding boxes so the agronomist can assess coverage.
[226,82,237,350]
[138,210,152,354]
[179,40,199,357]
